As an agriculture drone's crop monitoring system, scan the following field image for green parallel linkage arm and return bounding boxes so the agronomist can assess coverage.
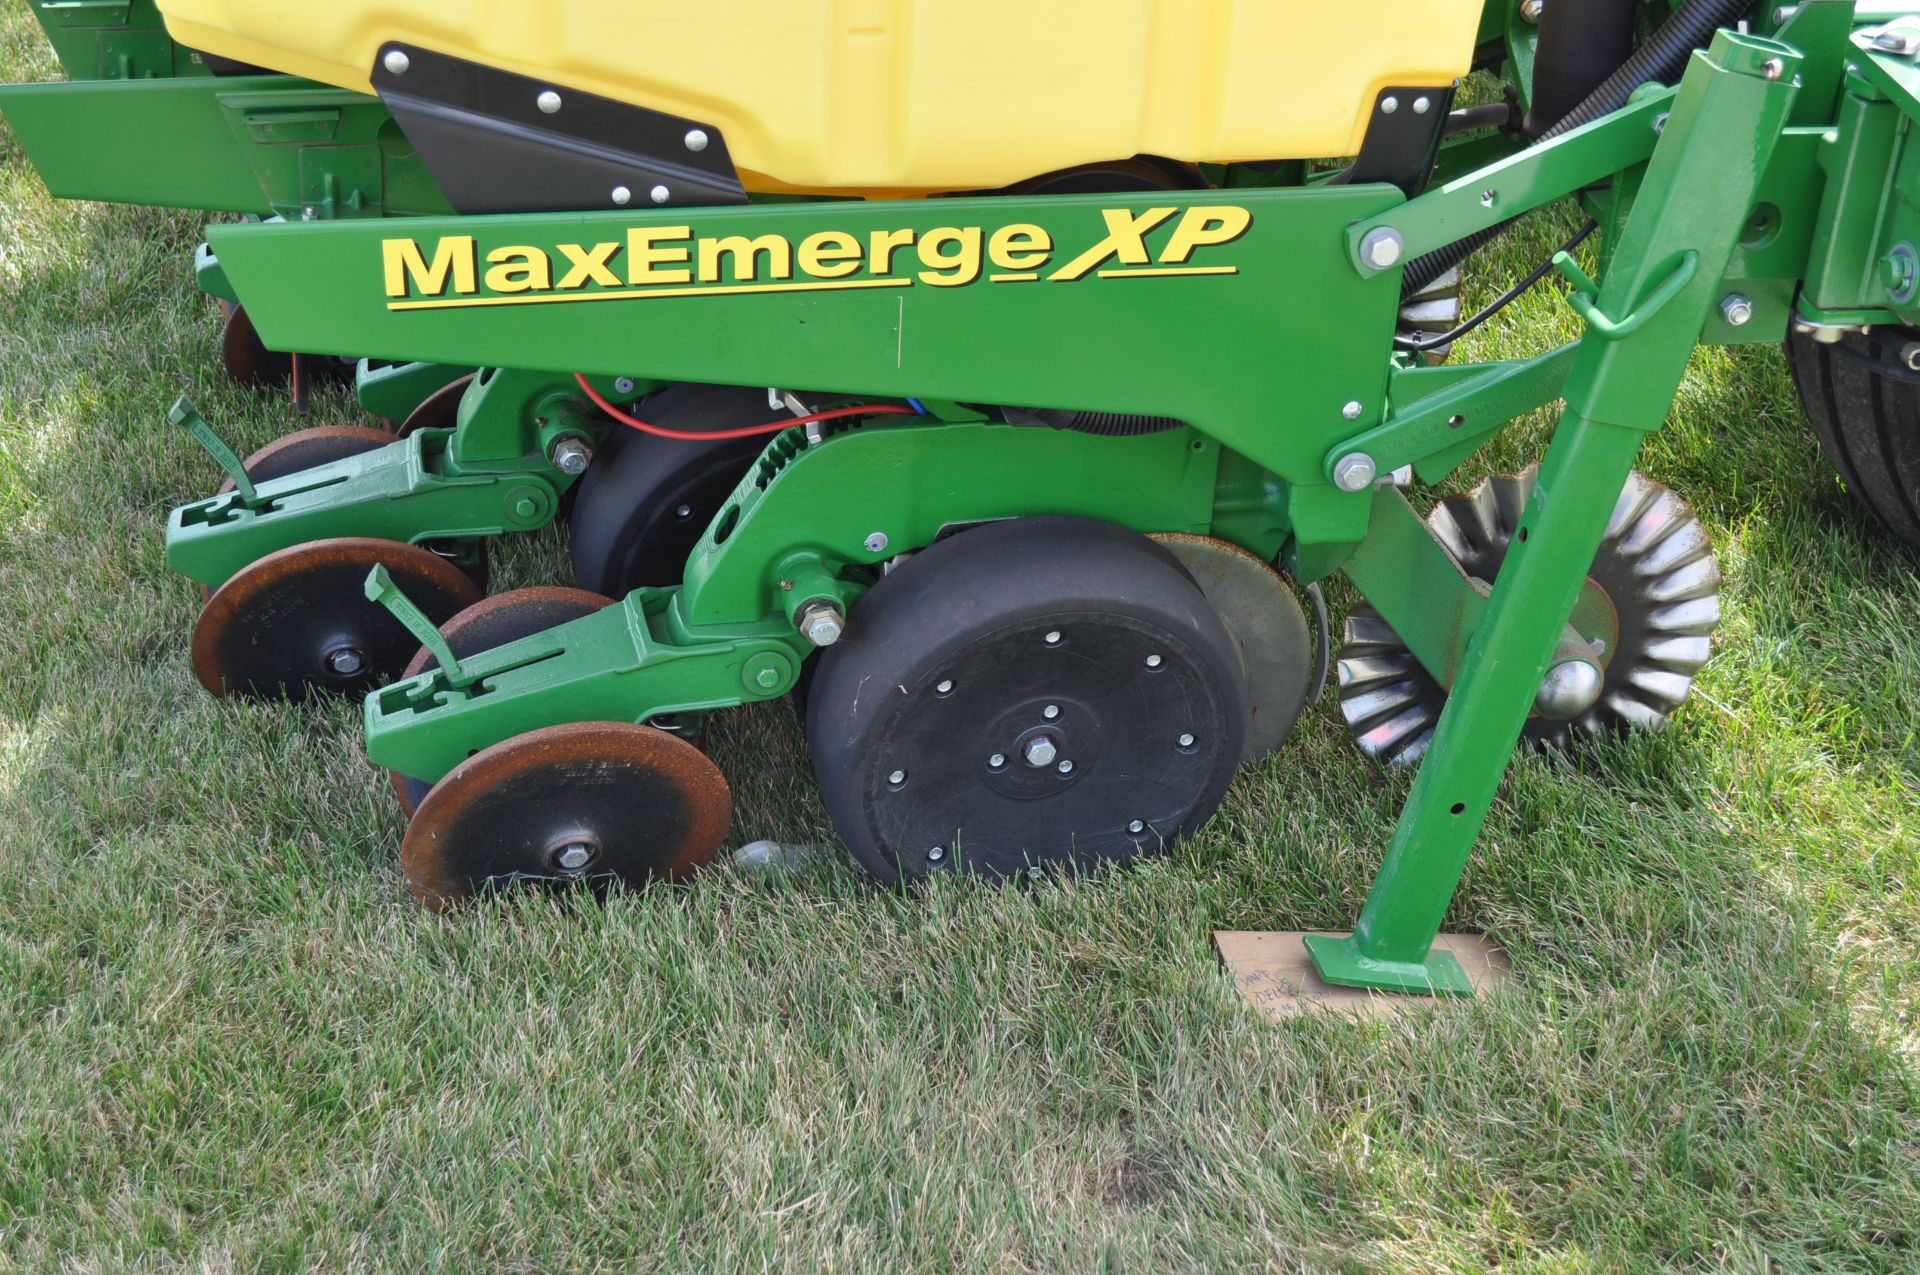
[1305,30,1804,995]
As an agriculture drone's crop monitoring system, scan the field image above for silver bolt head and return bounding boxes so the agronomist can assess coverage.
[797,602,845,648]
[613,376,637,394]
[1761,57,1786,80]
[864,532,889,554]
[555,843,593,872]
[1333,452,1378,493]
[888,769,907,786]
[1359,227,1404,270]
[1128,819,1145,834]
[1023,735,1059,768]
[684,128,710,152]
[988,753,1007,769]
[1519,0,1544,23]
[1342,400,1364,421]
[1412,96,1431,115]
[1144,654,1163,669]
[1043,630,1062,646]
[325,647,365,676]
[1043,704,1060,720]
[537,89,563,114]
[1535,658,1605,720]
[1379,95,1399,114]
[936,679,954,694]
[650,184,671,205]
[927,845,946,862]
[1719,294,1754,327]
[611,185,633,206]
[382,49,410,75]
[1056,759,1074,775]
[1178,733,1197,749]
[549,436,593,475]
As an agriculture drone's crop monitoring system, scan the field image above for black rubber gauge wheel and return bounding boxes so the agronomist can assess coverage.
[1786,326,1920,551]
[568,382,793,595]
[805,516,1249,885]
[387,586,615,815]
[400,721,732,909]
[1337,467,1720,765]
[191,536,483,699]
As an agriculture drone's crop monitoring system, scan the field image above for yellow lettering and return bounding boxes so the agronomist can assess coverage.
[382,235,476,298]
[483,245,552,294]
[697,234,794,283]
[916,227,983,287]
[869,227,916,275]
[628,226,693,285]
[988,224,1052,271]
[1048,207,1178,281]
[797,231,863,279]
[556,241,623,289]
[1161,206,1252,263]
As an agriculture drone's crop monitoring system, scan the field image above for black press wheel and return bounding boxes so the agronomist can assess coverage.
[191,537,484,699]
[387,586,616,814]
[805,516,1249,886]
[568,382,786,595]
[1786,326,1920,551]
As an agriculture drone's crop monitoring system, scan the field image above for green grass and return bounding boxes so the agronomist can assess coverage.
[3,16,1918,1273]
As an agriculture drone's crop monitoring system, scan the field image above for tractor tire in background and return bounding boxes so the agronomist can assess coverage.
[1786,327,1920,551]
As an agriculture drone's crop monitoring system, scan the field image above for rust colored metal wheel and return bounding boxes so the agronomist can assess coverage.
[215,424,396,496]
[400,721,732,910]
[191,537,483,700]
[395,373,476,438]
[388,586,615,814]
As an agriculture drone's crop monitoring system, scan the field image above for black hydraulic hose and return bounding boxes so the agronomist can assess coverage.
[1400,0,1752,297]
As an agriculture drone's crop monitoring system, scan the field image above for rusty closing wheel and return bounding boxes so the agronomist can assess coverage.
[400,721,733,909]
[219,302,355,388]
[215,425,397,495]
[395,373,475,438]
[388,586,616,814]
[192,537,483,699]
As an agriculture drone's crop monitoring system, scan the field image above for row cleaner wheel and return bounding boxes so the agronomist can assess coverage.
[1336,467,1721,765]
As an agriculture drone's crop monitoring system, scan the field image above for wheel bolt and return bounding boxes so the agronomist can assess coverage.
[988,753,1007,769]
[1044,630,1062,646]
[796,600,845,647]
[1178,733,1196,748]
[1043,704,1060,719]
[935,679,954,695]
[325,647,365,677]
[548,436,593,476]
[928,845,946,863]
[1023,736,1058,768]
[888,769,907,787]
[555,842,594,872]
[1057,759,1074,775]
[1128,819,1145,834]
[1145,654,1163,669]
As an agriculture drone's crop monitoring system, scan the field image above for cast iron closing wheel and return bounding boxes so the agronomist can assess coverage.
[1786,326,1920,551]
[806,516,1248,885]
[219,301,354,389]
[388,586,615,814]
[192,537,483,699]
[401,721,732,909]
[569,382,787,595]
[395,373,476,438]
[1336,467,1720,765]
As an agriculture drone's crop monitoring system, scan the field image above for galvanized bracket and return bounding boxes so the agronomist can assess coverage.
[1346,87,1673,276]
[167,395,255,503]
[364,565,468,685]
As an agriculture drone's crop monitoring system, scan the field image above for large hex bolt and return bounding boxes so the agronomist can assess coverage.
[1359,227,1404,271]
[548,436,594,476]
[1332,452,1378,493]
[796,600,845,647]
[1534,658,1605,720]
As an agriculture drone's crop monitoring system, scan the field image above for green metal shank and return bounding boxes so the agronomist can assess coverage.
[1306,30,1802,994]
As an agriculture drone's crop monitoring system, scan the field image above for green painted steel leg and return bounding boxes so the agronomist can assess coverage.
[1307,29,1802,994]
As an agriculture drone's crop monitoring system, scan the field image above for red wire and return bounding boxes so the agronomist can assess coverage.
[573,373,916,441]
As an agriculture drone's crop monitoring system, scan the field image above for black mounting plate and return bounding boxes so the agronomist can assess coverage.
[369,42,747,214]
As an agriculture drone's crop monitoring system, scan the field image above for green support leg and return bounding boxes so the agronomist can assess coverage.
[1307,30,1803,994]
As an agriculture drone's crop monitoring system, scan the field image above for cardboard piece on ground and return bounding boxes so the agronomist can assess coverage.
[1213,930,1511,1021]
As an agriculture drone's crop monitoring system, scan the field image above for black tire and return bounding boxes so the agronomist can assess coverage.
[805,516,1248,886]
[568,383,783,595]
[1786,327,1920,550]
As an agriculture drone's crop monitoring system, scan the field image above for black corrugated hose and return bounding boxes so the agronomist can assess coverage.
[1400,0,1754,298]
